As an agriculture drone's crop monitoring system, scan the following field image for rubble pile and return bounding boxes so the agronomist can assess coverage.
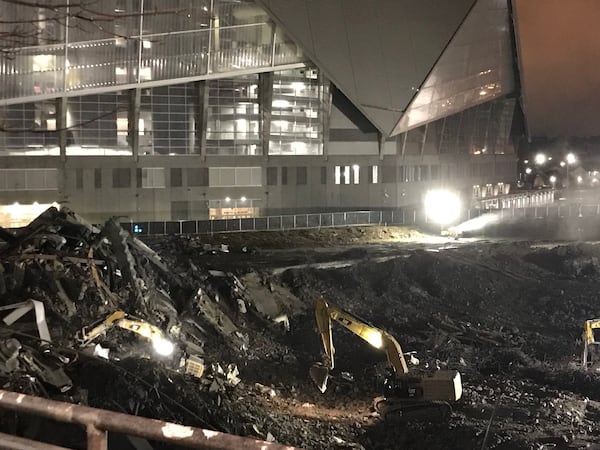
[5,208,600,449]
[0,207,310,446]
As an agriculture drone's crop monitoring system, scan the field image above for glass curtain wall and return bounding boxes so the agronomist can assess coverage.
[206,76,260,156]
[0,65,329,156]
[0,0,303,102]
[269,68,326,156]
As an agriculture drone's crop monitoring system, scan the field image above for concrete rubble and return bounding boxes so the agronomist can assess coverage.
[4,208,600,449]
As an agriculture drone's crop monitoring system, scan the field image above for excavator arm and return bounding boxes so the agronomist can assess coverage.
[583,319,600,368]
[78,310,174,356]
[315,296,408,374]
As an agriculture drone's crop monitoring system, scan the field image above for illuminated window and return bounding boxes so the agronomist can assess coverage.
[335,166,350,185]
[352,164,360,184]
[369,166,379,184]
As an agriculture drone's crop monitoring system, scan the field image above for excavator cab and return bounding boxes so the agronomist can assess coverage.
[582,319,600,369]
[311,296,462,420]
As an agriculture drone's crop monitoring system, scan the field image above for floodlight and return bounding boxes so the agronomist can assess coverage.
[424,190,461,226]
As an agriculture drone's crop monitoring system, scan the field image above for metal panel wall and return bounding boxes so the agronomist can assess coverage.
[257,0,476,135]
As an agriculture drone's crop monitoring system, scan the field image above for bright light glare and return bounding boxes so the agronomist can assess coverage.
[534,153,547,165]
[566,152,576,164]
[578,176,583,184]
[152,337,174,356]
[525,167,532,174]
[453,213,500,234]
[549,175,557,184]
[365,330,382,349]
[424,190,461,226]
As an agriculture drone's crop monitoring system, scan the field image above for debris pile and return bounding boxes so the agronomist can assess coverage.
[0,207,275,429]
[6,208,600,449]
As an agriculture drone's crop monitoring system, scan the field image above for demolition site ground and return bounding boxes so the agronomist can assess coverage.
[3,210,600,449]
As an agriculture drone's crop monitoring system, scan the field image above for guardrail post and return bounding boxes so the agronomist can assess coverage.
[239,217,242,231]
[294,215,297,229]
[87,424,107,450]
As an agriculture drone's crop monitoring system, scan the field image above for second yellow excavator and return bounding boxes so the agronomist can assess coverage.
[310,296,462,420]
[78,310,175,356]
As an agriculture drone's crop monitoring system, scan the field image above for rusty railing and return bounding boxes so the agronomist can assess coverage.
[0,389,299,450]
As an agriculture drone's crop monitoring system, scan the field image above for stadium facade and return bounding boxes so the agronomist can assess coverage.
[0,0,519,226]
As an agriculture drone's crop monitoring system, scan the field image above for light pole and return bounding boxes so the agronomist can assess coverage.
[565,152,576,188]
[549,175,557,190]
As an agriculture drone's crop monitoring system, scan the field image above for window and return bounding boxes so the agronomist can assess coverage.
[430,165,440,181]
[335,166,350,184]
[320,166,327,184]
[267,167,278,186]
[209,167,262,187]
[281,167,288,185]
[0,169,58,191]
[170,168,182,187]
[398,166,405,183]
[112,168,131,188]
[382,165,396,183]
[296,166,307,185]
[141,168,165,188]
[368,165,379,184]
[473,185,481,199]
[351,164,360,184]
[75,169,83,189]
[187,168,209,187]
[418,165,428,181]
[94,169,102,189]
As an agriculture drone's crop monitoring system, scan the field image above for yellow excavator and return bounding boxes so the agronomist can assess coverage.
[310,297,462,420]
[582,319,600,369]
[78,310,175,356]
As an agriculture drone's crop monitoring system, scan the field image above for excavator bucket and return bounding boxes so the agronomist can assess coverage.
[309,363,330,393]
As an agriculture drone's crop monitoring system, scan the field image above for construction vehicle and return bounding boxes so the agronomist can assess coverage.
[78,310,175,356]
[310,296,462,420]
[582,319,600,369]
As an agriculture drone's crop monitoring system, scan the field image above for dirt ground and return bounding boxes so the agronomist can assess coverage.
[5,217,600,449]
[141,230,600,450]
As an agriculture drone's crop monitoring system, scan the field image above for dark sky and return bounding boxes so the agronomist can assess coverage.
[514,0,600,138]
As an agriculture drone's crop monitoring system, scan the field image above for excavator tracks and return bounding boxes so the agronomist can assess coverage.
[373,396,452,422]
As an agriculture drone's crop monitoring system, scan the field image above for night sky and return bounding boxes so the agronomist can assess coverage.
[514,0,600,138]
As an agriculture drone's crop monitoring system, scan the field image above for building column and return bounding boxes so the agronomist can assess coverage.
[258,72,273,158]
[56,97,68,205]
[378,131,386,160]
[56,97,67,160]
[321,74,332,160]
[195,80,209,160]
[128,88,141,160]
[420,123,429,156]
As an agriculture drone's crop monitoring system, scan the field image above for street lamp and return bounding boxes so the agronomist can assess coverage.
[565,152,576,188]
[534,153,547,165]
[549,175,557,189]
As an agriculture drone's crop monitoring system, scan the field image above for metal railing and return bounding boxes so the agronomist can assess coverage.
[0,389,299,450]
[121,203,600,236]
[121,210,417,236]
